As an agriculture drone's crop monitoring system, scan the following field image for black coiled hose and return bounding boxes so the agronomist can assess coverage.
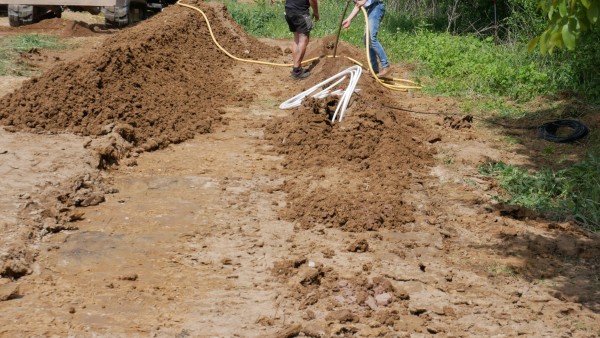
[537,119,589,143]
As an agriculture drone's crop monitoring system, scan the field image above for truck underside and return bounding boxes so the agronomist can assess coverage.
[3,0,175,28]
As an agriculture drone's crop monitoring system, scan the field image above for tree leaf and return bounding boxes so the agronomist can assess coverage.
[562,23,576,49]
[528,36,540,52]
[576,9,591,30]
[540,31,549,54]
[581,0,591,9]
[559,1,568,16]
[588,0,599,23]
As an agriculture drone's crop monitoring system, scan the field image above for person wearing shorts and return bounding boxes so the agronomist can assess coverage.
[285,0,319,80]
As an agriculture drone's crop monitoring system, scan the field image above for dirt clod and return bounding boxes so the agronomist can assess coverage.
[347,239,369,253]
[0,283,19,301]
[118,273,138,281]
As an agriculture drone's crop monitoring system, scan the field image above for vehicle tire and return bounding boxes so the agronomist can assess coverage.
[103,0,131,28]
[7,4,44,27]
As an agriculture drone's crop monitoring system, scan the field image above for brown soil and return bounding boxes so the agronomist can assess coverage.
[0,2,598,337]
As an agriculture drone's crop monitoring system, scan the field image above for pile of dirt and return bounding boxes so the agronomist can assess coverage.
[265,39,433,232]
[0,2,281,161]
[0,18,99,37]
[269,257,420,336]
[0,1,285,279]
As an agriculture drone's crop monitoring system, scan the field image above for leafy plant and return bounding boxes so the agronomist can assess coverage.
[532,0,600,53]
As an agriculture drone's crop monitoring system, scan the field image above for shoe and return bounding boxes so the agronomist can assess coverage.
[376,66,392,78]
[291,68,310,80]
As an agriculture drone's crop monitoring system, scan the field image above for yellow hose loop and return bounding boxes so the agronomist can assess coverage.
[176,1,319,66]
[361,6,421,91]
[176,1,421,91]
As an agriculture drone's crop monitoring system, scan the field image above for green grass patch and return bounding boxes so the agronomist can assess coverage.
[220,0,598,103]
[0,34,67,76]
[480,155,600,231]
[459,98,526,118]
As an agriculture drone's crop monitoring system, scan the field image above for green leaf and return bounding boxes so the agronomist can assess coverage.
[528,36,540,52]
[588,0,599,23]
[562,23,576,49]
[581,0,591,9]
[539,31,549,54]
[577,10,590,30]
[559,1,568,16]
[550,29,563,48]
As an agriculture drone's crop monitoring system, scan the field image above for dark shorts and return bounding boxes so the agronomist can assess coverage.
[285,11,313,34]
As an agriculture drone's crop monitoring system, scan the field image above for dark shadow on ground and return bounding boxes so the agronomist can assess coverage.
[478,98,599,171]
[476,211,600,314]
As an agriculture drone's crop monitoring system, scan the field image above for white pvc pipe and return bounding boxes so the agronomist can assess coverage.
[332,66,361,122]
[279,65,362,122]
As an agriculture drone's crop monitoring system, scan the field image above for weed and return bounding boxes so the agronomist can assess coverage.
[0,34,67,76]
[255,98,279,109]
[542,146,555,155]
[533,278,549,286]
[487,263,518,277]
[443,156,454,165]
[503,137,522,145]
[463,178,478,188]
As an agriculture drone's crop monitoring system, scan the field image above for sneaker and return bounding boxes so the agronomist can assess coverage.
[376,66,392,78]
[291,68,310,80]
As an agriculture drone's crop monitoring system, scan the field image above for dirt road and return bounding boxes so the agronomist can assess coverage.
[0,2,598,337]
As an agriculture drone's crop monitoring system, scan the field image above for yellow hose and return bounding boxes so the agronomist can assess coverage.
[176,1,421,91]
[360,6,421,91]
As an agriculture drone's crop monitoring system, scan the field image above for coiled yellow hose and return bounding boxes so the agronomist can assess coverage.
[176,1,421,91]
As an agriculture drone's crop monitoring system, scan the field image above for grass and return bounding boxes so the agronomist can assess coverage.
[0,34,68,76]
[220,0,598,105]
[479,154,600,231]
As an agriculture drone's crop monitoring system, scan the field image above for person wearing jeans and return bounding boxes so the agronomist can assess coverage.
[342,0,391,77]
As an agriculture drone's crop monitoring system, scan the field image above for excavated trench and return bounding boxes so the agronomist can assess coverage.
[0,2,599,337]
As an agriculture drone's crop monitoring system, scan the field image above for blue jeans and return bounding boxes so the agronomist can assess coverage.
[364,2,389,73]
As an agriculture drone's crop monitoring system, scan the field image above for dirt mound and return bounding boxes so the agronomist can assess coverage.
[0,1,284,279]
[25,18,99,37]
[0,2,281,157]
[0,18,99,37]
[265,40,433,232]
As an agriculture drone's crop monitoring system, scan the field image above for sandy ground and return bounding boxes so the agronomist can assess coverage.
[0,3,599,337]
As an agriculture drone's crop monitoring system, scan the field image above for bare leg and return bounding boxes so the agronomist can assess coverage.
[292,32,310,69]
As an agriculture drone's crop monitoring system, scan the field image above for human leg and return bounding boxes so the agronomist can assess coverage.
[292,32,301,68]
[286,11,313,79]
[294,32,310,68]
[367,4,390,73]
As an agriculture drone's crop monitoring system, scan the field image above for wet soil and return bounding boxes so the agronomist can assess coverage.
[0,2,598,337]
